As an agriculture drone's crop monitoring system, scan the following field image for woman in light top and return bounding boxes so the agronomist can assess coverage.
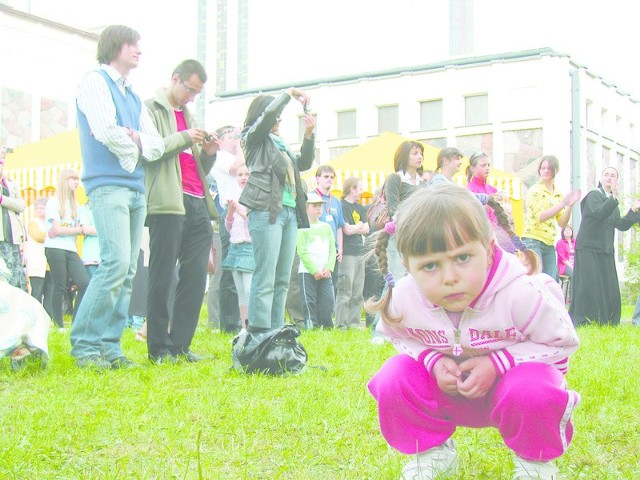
[44,169,90,331]
[427,147,463,187]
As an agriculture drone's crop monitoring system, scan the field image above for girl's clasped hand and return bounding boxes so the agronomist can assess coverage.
[434,355,497,399]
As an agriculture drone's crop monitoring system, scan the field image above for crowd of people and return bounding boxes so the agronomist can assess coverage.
[2,22,640,479]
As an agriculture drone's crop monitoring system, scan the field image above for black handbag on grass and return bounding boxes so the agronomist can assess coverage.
[231,324,308,375]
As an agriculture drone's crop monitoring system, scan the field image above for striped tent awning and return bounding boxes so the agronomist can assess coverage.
[302,132,524,234]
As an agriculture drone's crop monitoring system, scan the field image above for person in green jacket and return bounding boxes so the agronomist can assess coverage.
[297,192,336,329]
[144,59,218,364]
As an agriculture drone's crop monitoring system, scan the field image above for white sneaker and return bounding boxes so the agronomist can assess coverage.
[401,439,457,480]
[513,456,558,479]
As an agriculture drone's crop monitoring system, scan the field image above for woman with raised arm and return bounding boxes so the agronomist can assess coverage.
[239,87,316,333]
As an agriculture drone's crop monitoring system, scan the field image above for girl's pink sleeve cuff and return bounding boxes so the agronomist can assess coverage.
[418,349,445,376]
[489,349,515,376]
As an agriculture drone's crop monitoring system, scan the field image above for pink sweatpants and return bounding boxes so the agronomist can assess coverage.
[368,355,580,461]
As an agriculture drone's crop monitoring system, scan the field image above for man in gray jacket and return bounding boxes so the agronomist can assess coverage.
[144,59,218,363]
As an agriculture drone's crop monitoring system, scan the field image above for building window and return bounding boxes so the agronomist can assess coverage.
[602,146,611,167]
[465,94,488,126]
[587,140,596,189]
[337,110,356,139]
[377,104,399,134]
[586,100,595,131]
[298,113,317,142]
[420,100,443,131]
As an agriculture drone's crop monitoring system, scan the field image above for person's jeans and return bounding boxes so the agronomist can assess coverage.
[146,196,213,357]
[299,272,335,329]
[70,186,145,362]
[44,248,90,328]
[523,237,558,280]
[363,253,384,327]
[632,293,640,326]
[247,207,297,330]
[85,264,98,279]
[219,206,241,333]
[127,315,145,330]
[335,254,365,329]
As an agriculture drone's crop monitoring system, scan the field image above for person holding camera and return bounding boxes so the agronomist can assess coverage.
[239,87,316,333]
[143,59,219,364]
[0,145,27,291]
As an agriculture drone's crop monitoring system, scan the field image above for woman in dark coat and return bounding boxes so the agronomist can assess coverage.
[239,87,316,333]
[570,167,640,326]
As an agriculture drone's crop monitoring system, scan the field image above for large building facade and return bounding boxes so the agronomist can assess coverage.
[208,48,640,206]
[207,48,640,276]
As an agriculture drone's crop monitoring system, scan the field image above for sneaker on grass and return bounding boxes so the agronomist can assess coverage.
[76,355,111,370]
[513,456,558,480]
[401,439,457,480]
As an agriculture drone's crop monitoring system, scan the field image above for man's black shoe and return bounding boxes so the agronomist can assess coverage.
[110,356,138,369]
[180,351,216,363]
[149,353,177,365]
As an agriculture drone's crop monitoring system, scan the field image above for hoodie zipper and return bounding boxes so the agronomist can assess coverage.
[450,310,467,357]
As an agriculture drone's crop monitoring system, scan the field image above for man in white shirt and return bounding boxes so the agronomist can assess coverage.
[70,25,164,370]
[210,126,244,332]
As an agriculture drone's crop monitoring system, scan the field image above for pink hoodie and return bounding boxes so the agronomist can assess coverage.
[377,246,579,377]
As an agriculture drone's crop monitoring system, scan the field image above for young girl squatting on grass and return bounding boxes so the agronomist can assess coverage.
[367,184,580,480]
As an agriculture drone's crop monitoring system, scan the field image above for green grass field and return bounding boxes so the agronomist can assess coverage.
[1,312,639,479]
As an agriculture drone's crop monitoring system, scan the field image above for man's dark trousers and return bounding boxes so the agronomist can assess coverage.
[147,195,213,357]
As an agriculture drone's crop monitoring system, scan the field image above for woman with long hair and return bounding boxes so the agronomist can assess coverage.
[44,169,90,331]
[239,87,316,333]
[382,141,425,280]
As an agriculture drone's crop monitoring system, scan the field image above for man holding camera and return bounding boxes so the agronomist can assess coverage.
[144,59,218,364]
